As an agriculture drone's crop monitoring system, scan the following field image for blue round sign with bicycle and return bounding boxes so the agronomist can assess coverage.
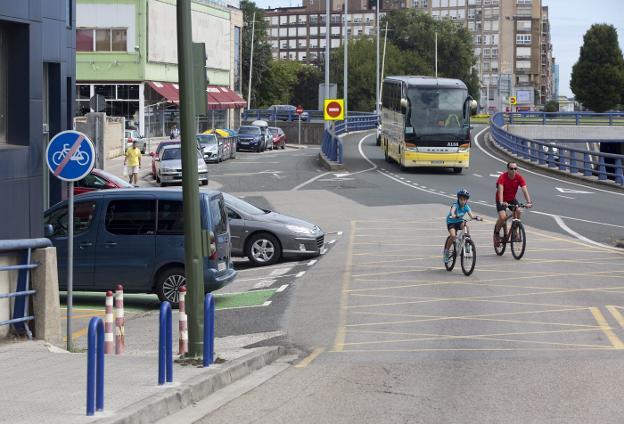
[46,130,95,182]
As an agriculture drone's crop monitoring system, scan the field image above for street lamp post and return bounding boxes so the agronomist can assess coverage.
[247,11,256,110]
[343,1,348,118]
[324,0,330,129]
[375,0,380,115]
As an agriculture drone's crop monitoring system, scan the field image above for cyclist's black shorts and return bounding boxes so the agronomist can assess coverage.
[496,198,519,212]
[447,222,463,232]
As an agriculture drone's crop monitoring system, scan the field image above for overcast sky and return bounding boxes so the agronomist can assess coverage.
[254,0,624,98]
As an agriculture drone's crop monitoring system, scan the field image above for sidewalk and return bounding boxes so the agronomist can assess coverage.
[0,309,287,424]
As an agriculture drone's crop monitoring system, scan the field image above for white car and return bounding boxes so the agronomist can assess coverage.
[155,145,208,187]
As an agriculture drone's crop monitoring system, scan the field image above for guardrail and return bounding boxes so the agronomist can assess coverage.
[490,112,624,185]
[0,238,52,338]
[322,114,378,164]
[503,111,624,126]
[242,109,376,123]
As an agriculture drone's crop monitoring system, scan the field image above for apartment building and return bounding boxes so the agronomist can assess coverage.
[265,0,553,112]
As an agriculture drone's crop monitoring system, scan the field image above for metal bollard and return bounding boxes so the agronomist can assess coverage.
[104,291,114,354]
[86,317,105,416]
[178,286,188,355]
[203,293,215,367]
[115,285,125,355]
[158,301,173,385]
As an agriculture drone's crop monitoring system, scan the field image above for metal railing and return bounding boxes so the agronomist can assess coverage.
[322,114,379,164]
[0,238,52,338]
[242,109,377,123]
[504,111,624,126]
[490,112,624,185]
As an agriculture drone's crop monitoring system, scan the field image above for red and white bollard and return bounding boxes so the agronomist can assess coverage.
[114,284,125,355]
[104,291,114,354]
[178,286,188,356]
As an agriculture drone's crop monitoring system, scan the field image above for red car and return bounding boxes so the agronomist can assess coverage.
[150,140,181,179]
[74,168,133,195]
[268,127,286,150]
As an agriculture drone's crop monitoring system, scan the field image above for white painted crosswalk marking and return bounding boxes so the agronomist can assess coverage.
[296,271,306,278]
[307,259,318,266]
[276,284,289,292]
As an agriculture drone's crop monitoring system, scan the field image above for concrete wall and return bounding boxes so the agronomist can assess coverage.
[275,122,325,145]
[75,114,125,165]
[507,125,624,140]
[0,253,18,338]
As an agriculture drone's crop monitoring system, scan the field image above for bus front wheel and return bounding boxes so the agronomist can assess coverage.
[384,146,392,163]
[453,167,463,174]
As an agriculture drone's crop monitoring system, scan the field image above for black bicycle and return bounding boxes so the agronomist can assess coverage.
[493,203,528,260]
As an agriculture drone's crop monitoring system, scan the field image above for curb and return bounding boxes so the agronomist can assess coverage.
[93,346,286,424]
[486,132,624,192]
[285,144,309,150]
[318,152,346,171]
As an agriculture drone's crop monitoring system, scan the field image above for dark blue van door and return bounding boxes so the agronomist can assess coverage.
[44,199,99,289]
[94,198,156,291]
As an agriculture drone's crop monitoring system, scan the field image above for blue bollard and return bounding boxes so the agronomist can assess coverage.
[598,157,608,180]
[86,317,104,416]
[203,293,215,367]
[570,151,578,173]
[615,158,623,185]
[158,301,172,385]
[583,153,592,176]
[337,139,343,164]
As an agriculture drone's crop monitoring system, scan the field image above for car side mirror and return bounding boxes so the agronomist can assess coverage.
[469,99,478,116]
[44,224,54,238]
[400,98,408,114]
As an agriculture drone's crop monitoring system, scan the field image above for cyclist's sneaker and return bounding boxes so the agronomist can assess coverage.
[443,250,450,264]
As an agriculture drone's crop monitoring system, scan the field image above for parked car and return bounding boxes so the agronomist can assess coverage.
[268,127,287,149]
[125,129,146,154]
[251,120,273,150]
[196,133,223,163]
[267,105,309,122]
[237,125,265,152]
[155,145,209,187]
[75,169,133,195]
[44,188,236,305]
[224,192,325,266]
[150,140,202,179]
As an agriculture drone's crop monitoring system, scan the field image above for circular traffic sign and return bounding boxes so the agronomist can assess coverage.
[296,105,304,115]
[46,130,95,182]
[326,101,342,118]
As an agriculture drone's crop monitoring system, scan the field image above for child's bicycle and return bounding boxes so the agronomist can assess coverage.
[444,215,482,276]
[493,203,528,259]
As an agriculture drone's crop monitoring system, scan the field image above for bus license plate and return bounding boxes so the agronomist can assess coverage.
[431,160,444,164]
[218,262,226,272]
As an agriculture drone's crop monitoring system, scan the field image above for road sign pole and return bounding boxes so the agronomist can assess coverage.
[298,116,301,145]
[177,0,205,358]
[67,183,74,351]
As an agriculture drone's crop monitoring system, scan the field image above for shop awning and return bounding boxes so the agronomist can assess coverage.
[147,82,246,110]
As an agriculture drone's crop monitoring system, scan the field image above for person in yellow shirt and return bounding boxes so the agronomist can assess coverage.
[124,141,142,185]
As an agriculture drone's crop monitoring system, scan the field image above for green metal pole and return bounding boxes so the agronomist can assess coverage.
[177,0,205,357]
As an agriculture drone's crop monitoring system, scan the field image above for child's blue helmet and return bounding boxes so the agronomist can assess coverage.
[457,189,470,199]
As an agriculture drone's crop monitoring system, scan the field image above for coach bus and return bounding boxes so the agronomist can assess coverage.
[380,76,477,173]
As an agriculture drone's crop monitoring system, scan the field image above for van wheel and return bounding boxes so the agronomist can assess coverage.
[156,267,186,307]
[246,232,281,266]
[453,167,463,174]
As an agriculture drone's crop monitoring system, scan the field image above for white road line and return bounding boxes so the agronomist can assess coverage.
[556,195,575,200]
[262,301,272,307]
[276,284,289,292]
[337,231,343,236]
[472,173,483,178]
[296,271,306,278]
[270,268,292,276]
[253,279,277,289]
[473,127,624,197]
[292,171,332,191]
[307,259,318,266]
[328,239,337,244]
[553,215,623,252]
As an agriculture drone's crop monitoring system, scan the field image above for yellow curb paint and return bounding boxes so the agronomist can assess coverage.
[295,347,326,368]
[333,220,356,352]
[590,307,624,349]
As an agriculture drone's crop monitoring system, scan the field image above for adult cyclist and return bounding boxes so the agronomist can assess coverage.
[494,162,533,245]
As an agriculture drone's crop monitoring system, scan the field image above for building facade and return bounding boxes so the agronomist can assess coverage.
[265,0,554,112]
[76,0,245,136]
[0,1,76,239]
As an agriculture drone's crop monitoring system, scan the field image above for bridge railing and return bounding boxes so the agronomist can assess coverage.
[504,111,624,126]
[490,112,624,185]
[322,114,378,164]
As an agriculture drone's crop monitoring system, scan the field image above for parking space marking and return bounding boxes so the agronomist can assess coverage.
[276,284,289,293]
[270,267,292,276]
[253,279,277,289]
[334,220,356,353]
[607,306,624,329]
[590,307,624,349]
[307,259,318,266]
[295,347,326,368]
[296,271,306,278]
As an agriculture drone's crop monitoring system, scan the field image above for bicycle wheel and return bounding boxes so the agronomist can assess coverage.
[493,224,507,256]
[444,236,457,271]
[461,238,476,276]
[510,221,527,260]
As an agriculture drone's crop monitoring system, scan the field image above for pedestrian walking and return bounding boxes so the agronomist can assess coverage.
[124,141,141,185]
[169,125,180,140]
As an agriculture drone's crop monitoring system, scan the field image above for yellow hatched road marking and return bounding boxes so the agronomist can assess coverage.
[331,347,616,353]
[333,220,356,352]
[606,306,624,329]
[590,307,624,349]
[295,347,326,368]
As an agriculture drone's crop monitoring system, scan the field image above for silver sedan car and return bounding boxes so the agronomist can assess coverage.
[223,192,325,266]
[155,145,208,187]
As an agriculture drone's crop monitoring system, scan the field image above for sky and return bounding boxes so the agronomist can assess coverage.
[254,0,624,98]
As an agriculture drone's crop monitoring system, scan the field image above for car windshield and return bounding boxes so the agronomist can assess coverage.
[238,126,261,135]
[196,134,218,146]
[156,142,179,154]
[405,87,468,138]
[222,192,267,216]
[161,148,182,161]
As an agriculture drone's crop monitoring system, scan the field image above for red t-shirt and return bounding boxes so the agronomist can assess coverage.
[495,172,526,203]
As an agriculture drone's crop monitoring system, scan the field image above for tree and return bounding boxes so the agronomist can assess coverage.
[570,24,624,113]
[544,100,559,112]
[290,65,322,110]
[241,0,273,109]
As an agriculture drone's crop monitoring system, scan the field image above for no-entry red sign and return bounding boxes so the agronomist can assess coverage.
[324,99,344,120]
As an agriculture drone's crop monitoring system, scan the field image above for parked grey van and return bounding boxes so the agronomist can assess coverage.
[44,188,236,305]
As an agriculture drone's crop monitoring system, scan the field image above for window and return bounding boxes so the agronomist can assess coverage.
[76,29,93,52]
[517,20,531,31]
[234,27,241,92]
[516,60,531,69]
[210,196,228,235]
[45,201,97,237]
[95,29,111,51]
[111,29,127,51]
[157,201,184,235]
[75,173,107,189]
[226,207,241,220]
[77,28,127,52]
[0,26,7,144]
[516,34,532,45]
[105,200,156,235]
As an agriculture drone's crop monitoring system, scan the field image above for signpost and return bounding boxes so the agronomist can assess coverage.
[324,99,344,121]
[296,105,304,144]
[46,130,95,351]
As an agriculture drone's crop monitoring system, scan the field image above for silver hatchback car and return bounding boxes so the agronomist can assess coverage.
[155,145,208,187]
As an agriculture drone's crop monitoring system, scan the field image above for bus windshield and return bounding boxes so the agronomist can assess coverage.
[405,87,468,140]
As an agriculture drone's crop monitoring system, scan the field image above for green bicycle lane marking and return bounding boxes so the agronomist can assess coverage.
[60,289,277,312]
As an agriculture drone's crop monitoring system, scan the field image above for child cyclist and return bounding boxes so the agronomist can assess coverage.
[444,189,482,264]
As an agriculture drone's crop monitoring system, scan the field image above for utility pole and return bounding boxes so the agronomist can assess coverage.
[343,1,348,118]
[247,11,256,110]
[379,21,388,100]
[434,31,438,78]
[375,0,380,115]
[324,0,330,128]
[177,0,204,357]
